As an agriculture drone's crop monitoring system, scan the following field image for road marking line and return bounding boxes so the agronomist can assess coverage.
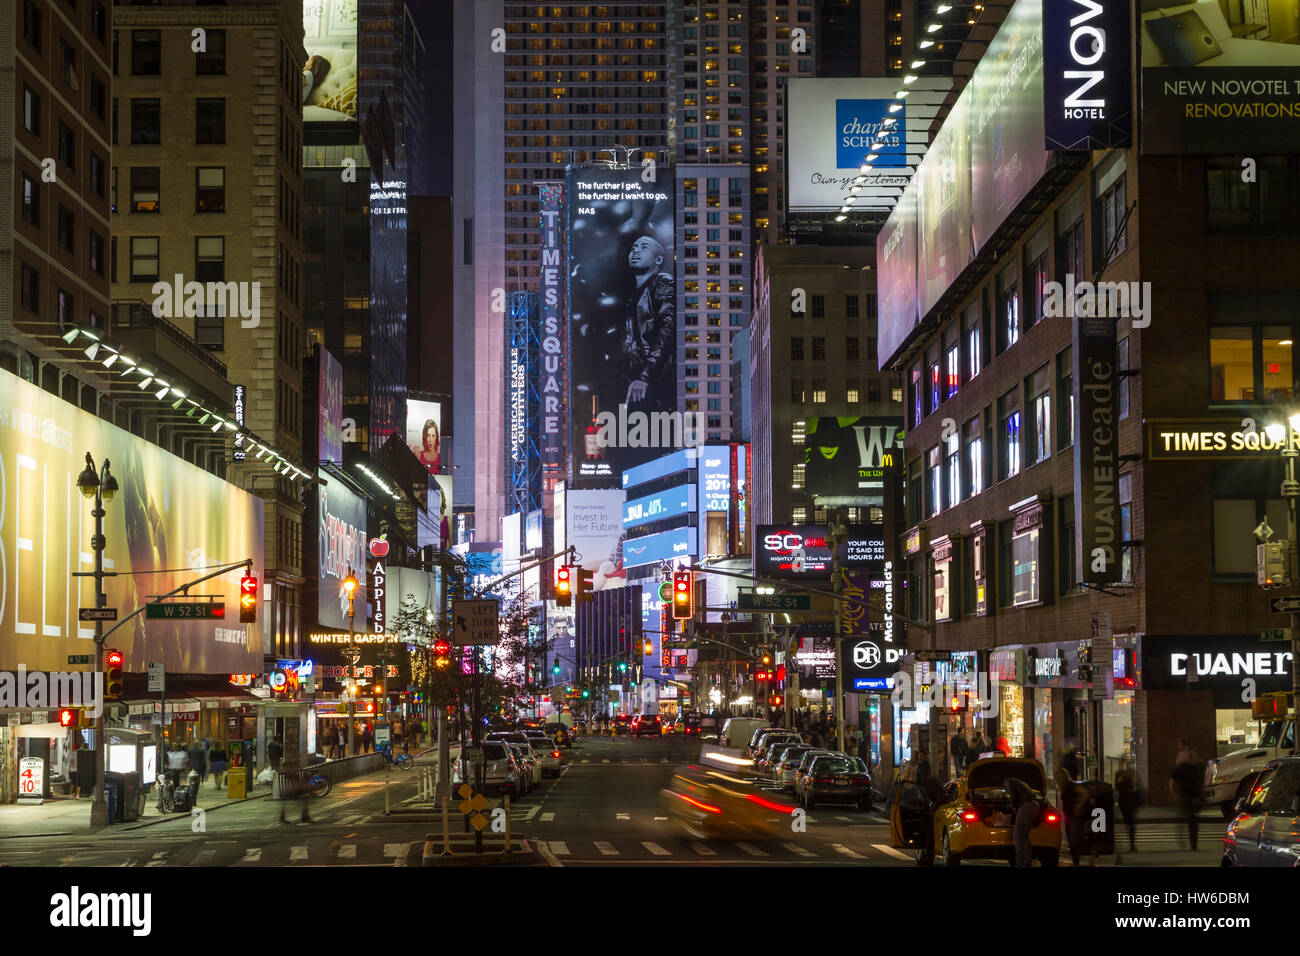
[782,841,815,858]
[602,759,611,764]
[660,758,669,763]
[193,849,215,865]
[734,842,768,857]
[242,848,262,862]
[384,843,409,858]
[536,841,565,868]
[580,759,589,764]
[541,812,555,822]
[872,844,914,861]
[524,805,540,822]
[616,812,630,820]
[690,842,717,856]
[550,841,571,856]
[594,841,620,856]
[290,846,308,860]
[151,851,166,859]
[653,816,668,821]
[338,844,357,859]
[832,843,864,859]
[643,842,671,856]
[835,816,852,822]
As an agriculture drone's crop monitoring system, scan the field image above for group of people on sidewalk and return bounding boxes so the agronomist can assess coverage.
[162,738,229,790]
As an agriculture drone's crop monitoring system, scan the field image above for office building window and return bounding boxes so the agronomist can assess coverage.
[1100,174,1127,260]
[1028,365,1051,465]
[966,305,982,379]
[946,338,960,399]
[23,0,42,51]
[130,236,159,281]
[20,263,40,314]
[1000,389,1021,480]
[999,274,1020,352]
[845,294,859,318]
[846,378,860,404]
[195,308,224,350]
[929,352,941,412]
[1118,336,1130,419]
[196,167,225,212]
[846,336,859,360]
[58,123,76,170]
[196,28,226,74]
[1061,217,1085,282]
[57,288,75,329]
[21,174,39,225]
[792,507,807,524]
[23,86,41,136]
[89,231,105,276]
[196,98,225,144]
[812,336,825,360]
[791,336,804,360]
[812,379,827,403]
[131,30,161,75]
[90,152,105,197]
[1057,346,1074,449]
[131,167,159,212]
[1119,474,1133,583]
[928,445,942,517]
[946,430,961,509]
[57,205,75,253]
[792,462,804,489]
[1026,250,1048,327]
[812,294,825,318]
[131,98,161,143]
[791,379,804,404]
[1058,495,1076,595]
[966,416,984,497]
[911,365,922,427]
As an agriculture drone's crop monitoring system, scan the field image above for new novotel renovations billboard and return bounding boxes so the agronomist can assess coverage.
[1141,0,1300,154]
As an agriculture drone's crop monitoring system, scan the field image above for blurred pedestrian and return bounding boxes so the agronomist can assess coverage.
[267,736,284,771]
[950,732,969,775]
[1062,739,1083,779]
[209,744,227,789]
[278,758,313,825]
[1007,777,1040,866]
[1170,738,1204,850]
[969,729,987,759]
[1114,759,1138,861]
[166,743,188,787]
[188,739,208,783]
[1056,766,1088,865]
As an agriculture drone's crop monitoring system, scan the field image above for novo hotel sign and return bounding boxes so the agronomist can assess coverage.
[1042,0,1131,149]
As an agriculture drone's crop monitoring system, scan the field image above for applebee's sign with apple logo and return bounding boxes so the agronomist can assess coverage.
[370,537,389,634]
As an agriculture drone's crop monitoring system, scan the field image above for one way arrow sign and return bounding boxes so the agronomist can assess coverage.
[1270,596,1300,613]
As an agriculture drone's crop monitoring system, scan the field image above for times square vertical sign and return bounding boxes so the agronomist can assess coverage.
[538,184,566,466]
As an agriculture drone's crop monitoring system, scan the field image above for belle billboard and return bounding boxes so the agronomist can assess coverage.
[303,0,358,122]
[566,167,675,485]
[0,368,265,673]
[1141,0,1300,154]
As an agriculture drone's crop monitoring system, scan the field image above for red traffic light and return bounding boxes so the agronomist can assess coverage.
[555,565,572,606]
[433,639,451,656]
[59,709,76,728]
[105,649,123,668]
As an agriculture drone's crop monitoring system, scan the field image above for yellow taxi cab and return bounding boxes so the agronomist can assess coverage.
[660,749,798,841]
[889,755,1061,866]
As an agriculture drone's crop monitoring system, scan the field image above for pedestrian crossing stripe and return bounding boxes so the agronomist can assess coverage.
[832,843,864,859]
[735,842,768,857]
[242,848,262,862]
[643,842,671,856]
[872,844,913,861]
[290,846,308,860]
[782,841,815,857]
[541,812,555,822]
[338,845,357,858]
[550,841,571,856]
[594,841,619,856]
[691,842,717,856]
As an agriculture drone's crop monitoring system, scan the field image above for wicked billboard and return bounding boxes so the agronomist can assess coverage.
[803,417,906,496]
[0,368,265,673]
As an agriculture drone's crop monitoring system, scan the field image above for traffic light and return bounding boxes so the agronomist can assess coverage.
[58,708,80,729]
[761,648,772,666]
[581,687,590,698]
[433,638,452,670]
[672,570,693,619]
[643,639,653,655]
[576,567,595,604]
[239,574,258,623]
[618,660,628,674]
[552,657,561,675]
[555,565,572,606]
[769,695,783,708]
[657,580,673,604]
[104,648,124,699]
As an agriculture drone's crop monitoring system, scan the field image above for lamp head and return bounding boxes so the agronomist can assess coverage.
[100,461,118,502]
[76,453,100,499]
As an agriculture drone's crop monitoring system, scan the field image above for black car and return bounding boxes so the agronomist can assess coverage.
[613,714,633,735]
[633,714,662,737]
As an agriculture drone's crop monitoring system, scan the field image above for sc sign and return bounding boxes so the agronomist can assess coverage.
[1042,0,1131,150]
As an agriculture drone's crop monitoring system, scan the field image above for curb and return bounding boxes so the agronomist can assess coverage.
[121,790,273,830]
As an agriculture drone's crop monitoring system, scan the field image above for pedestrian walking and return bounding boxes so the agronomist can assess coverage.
[361,726,373,753]
[188,740,208,783]
[1169,738,1204,850]
[1055,766,1088,865]
[268,737,284,771]
[336,727,345,759]
[969,730,987,759]
[1061,739,1083,779]
[1114,759,1139,861]
[1006,777,1040,866]
[949,731,969,775]
[166,743,188,787]
[209,744,227,789]
[278,758,313,825]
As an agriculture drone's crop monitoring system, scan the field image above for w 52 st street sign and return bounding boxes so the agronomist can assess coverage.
[738,593,811,611]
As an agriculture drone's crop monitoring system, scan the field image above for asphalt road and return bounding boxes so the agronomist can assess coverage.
[0,736,1227,867]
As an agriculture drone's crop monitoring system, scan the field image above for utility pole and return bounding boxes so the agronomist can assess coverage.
[1282,422,1300,715]
[831,522,847,754]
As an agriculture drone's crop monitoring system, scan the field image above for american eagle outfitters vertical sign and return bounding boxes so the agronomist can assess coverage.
[1072,313,1120,583]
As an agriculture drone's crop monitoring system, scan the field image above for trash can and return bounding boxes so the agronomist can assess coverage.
[1081,780,1116,855]
[105,771,125,822]
[104,782,118,825]
[120,772,142,821]
[227,766,247,800]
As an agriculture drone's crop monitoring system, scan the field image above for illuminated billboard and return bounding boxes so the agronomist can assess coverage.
[1042,0,1131,149]
[566,167,675,485]
[756,526,834,579]
[622,526,696,569]
[878,0,1052,368]
[405,399,442,476]
[623,486,694,529]
[803,417,906,496]
[0,368,265,673]
[318,346,344,465]
[1140,0,1300,153]
[303,0,358,122]
[565,489,627,589]
[317,469,368,630]
[538,183,566,465]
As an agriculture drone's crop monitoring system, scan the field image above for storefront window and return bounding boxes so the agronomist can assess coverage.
[1101,693,1134,781]
[1000,683,1025,757]
[1012,528,1040,605]
[1033,690,1053,780]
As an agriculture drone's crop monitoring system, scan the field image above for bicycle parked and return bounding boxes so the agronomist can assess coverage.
[377,743,414,770]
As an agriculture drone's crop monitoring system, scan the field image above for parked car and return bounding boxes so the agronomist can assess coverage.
[755,734,803,773]
[613,714,633,735]
[771,745,818,790]
[794,753,872,811]
[1206,717,1296,818]
[632,714,663,737]
[889,755,1061,866]
[677,714,702,736]
[790,749,837,798]
[528,739,564,777]
[509,744,543,793]
[722,717,768,751]
[1223,756,1300,866]
[452,741,519,795]
[486,731,532,747]
[749,725,799,758]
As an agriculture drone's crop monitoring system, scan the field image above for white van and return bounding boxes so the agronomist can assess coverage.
[720,717,768,752]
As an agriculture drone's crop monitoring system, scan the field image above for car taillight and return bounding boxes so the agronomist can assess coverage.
[552,751,561,758]
[1044,811,1059,824]
[814,776,832,784]
[961,810,978,822]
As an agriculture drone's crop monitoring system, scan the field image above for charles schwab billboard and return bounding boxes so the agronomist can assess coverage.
[0,368,265,673]
[1042,0,1132,149]
[1141,0,1300,154]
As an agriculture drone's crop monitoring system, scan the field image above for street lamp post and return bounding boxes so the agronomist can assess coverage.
[1264,416,1300,714]
[829,522,849,754]
[343,567,359,756]
[76,453,118,828]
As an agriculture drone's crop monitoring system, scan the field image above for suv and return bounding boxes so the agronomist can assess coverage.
[1205,717,1297,818]
[1222,756,1300,866]
[452,741,519,795]
[613,714,633,735]
[632,714,662,737]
